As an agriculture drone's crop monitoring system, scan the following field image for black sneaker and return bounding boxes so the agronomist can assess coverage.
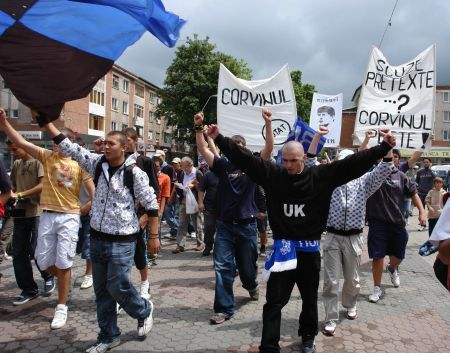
[202,246,212,256]
[249,287,259,301]
[301,335,316,353]
[13,293,38,306]
[43,278,56,296]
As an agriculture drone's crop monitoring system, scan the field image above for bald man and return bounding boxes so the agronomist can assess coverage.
[194,114,396,353]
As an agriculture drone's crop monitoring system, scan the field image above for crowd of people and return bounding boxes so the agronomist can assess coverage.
[0,106,449,353]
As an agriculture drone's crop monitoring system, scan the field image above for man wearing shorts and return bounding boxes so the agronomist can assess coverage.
[366,163,426,302]
[0,108,91,329]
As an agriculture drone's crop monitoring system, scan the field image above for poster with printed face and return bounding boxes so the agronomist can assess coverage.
[354,45,435,151]
[217,64,297,152]
[309,93,343,147]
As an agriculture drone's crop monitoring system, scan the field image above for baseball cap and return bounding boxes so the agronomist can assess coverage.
[413,165,419,169]
[171,157,181,164]
[154,149,165,157]
[337,149,354,160]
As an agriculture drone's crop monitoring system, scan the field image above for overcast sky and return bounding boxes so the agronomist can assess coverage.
[118,0,450,108]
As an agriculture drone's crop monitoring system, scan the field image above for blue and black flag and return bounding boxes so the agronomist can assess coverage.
[0,0,185,126]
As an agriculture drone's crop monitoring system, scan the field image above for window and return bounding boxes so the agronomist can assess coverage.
[122,101,129,115]
[164,133,171,144]
[444,130,450,141]
[9,109,18,118]
[111,97,119,111]
[123,124,128,130]
[111,121,118,131]
[89,90,105,106]
[156,118,161,125]
[444,111,450,122]
[134,104,144,118]
[135,83,144,98]
[123,79,129,93]
[112,74,119,89]
[150,92,157,105]
[148,111,155,122]
[136,126,143,138]
[89,114,104,131]
[148,131,153,140]
[444,92,450,102]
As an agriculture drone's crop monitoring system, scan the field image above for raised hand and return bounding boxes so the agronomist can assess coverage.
[379,128,396,147]
[205,124,220,140]
[194,112,204,126]
[317,125,329,136]
[262,108,272,123]
[0,107,7,125]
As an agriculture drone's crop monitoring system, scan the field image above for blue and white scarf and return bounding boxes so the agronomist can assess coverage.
[262,239,320,282]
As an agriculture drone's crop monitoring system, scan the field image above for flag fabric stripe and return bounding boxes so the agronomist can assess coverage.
[20,0,145,60]
[0,11,15,37]
[0,22,113,121]
[70,0,186,48]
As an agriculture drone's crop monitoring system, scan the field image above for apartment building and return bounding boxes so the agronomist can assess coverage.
[0,65,174,169]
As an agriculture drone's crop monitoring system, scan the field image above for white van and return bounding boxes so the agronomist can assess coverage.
[431,164,450,189]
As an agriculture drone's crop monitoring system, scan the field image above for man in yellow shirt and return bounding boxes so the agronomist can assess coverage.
[0,107,93,330]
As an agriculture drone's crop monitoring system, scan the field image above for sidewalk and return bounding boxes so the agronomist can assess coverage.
[0,220,449,353]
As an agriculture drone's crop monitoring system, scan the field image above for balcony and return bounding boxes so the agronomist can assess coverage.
[134,117,144,126]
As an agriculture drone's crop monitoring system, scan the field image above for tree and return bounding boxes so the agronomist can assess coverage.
[290,70,315,124]
[156,35,252,146]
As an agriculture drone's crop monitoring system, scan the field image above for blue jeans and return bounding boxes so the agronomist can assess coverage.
[213,220,258,316]
[12,217,52,296]
[77,214,91,259]
[90,238,151,343]
[163,203,179,236]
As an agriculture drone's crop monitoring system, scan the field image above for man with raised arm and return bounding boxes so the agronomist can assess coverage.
[195,108,273,326]
[42,121,159,352]
[0,107,91,330]
[195,112,395,353]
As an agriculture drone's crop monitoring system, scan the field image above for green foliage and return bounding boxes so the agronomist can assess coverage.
[290,70,315,124]
[156,35,252,145]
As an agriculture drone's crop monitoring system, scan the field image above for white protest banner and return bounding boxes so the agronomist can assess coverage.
[309,93,343,147]
[217,64,297,152]
[354,45,435,151]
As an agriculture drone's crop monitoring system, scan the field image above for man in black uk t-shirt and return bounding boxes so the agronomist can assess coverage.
[195,113,396,353]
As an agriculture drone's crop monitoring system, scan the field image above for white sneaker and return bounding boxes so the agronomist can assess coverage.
[321,320,336,336]
[347,307,357,320]
[369,286,383,303]
[140,280,150,300]
[116,303,124,315]
[51,304,68,329]
[137,300,154,338]
[85,337,120,353]
[387,265,400,287]
[80,275,93,289]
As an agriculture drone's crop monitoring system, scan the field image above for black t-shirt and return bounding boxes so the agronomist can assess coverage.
[198,170,219,213]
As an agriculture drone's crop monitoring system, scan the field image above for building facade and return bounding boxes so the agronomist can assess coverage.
[0,65,174,169]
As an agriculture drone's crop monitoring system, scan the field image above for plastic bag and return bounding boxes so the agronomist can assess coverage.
[185,188,199,214]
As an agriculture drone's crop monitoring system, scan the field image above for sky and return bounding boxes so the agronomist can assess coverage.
[118,0,450,108]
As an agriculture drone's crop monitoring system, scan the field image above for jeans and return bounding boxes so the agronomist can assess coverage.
[12,217,52,296]
[203,211,217,249]
[90,237,151,343]
[213,220,258,316]
[163,202,179,236]
[77,214,91,259]
[260,251,321,353]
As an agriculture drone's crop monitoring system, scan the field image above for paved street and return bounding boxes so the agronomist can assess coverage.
[1,218,449,353]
